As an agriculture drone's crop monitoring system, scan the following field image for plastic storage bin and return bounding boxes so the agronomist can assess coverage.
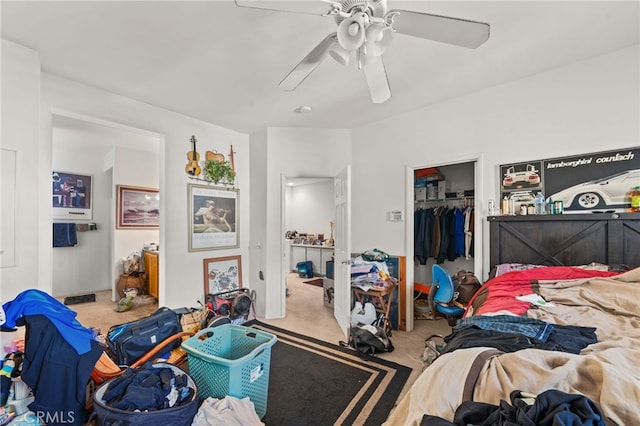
[296,260,313,278]
[181,324,277,419]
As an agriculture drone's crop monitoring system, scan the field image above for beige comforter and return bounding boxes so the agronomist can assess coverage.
[385,267,640,425]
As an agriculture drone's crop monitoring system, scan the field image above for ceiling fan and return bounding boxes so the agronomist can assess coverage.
[235,0,490,104]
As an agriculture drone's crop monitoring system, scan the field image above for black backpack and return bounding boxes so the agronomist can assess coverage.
[341,324,394,360]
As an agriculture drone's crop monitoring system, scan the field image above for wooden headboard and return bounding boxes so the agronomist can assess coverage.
[488,213,640,269]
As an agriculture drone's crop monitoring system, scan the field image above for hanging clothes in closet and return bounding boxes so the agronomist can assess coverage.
[414,201,474,265]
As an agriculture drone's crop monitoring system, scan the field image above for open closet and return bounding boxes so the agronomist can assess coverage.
[413,162,476,312]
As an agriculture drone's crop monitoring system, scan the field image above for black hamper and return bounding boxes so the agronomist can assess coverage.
[92,363,198,426]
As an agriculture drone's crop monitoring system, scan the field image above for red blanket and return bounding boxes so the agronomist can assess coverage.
[465,266,619,317]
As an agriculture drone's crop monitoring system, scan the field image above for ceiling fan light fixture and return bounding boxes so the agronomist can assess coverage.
[337,13,367,51]
[364,23,393,57]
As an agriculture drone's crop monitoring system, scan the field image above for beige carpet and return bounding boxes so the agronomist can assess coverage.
[63,273,453,411]
[263,273,452,403]
[66,290,159,335]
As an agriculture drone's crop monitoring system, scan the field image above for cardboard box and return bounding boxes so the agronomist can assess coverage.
[438,180,447,200]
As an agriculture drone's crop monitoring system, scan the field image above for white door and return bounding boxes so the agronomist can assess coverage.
[333,165,351,337]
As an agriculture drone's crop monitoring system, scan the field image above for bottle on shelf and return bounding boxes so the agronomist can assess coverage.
[534,191,546,215]
[502,196,509,216]
[631,186,640,213]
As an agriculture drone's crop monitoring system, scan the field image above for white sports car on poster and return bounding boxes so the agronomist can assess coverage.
[550,169,640,210]
[502,164,541,188]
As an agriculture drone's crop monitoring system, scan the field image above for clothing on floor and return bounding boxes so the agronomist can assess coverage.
[103,363,194,411]
[191,396,264,426]
[20,315,103,426]
[2,289,97,355]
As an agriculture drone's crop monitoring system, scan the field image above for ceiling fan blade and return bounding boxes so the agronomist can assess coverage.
[279,33,337,91]
[388,9,490,49]
[235,0,335,16]
[362,56,391,104]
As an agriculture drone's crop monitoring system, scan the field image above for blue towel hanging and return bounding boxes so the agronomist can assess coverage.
[53,223,78,247]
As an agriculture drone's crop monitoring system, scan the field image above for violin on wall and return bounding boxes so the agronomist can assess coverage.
[185,135,201,176]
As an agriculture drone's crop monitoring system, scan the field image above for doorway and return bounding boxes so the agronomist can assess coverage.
[51,113,161,301]
[282,176,336,328]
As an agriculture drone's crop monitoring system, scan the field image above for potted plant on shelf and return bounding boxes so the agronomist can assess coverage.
[203,159,236,185]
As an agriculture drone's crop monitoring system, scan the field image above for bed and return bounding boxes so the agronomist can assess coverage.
[385,212,640,425]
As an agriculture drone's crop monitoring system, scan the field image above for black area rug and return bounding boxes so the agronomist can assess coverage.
[302,278,324,287]
[246,320,411,426]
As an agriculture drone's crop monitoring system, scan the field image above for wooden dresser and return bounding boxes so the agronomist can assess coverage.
[144,250,159,298]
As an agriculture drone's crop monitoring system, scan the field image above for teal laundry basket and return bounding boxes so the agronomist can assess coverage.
[181,324,277,419]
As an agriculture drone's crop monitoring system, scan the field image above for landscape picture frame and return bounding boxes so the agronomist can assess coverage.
[116,185,160,229]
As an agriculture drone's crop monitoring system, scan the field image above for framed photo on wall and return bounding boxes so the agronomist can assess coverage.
[203,255,242,295]
[116,185,160,229]
[52,171,93,219]
[188,183,239,251]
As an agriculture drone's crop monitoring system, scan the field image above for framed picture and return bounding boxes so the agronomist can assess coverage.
[116,185,160,229]
[204,255,242,295]
[52,171,93,219]
[188,183,239,251]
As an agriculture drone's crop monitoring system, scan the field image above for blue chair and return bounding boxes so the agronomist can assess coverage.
[428,265,465,324]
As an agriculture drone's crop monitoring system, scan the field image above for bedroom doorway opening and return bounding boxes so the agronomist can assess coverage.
[282,175,340,333]
[404,154,484,332]
[51,112,162,304]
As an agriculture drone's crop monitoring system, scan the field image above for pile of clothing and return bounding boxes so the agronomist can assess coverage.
[101,363,194,411]
[422,389,606,426]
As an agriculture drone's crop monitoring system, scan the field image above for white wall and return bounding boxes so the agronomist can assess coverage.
[286,180,334,238]
[351,45,639,329]
[248,129,268,316]
[0,40,41,351]
[0,40,41,302]
[112,145,160,299]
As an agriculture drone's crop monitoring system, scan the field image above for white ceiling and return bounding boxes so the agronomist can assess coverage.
[2,1,638,134]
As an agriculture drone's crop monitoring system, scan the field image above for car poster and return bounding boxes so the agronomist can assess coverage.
[500,161,543,212]
[500,147,640,213]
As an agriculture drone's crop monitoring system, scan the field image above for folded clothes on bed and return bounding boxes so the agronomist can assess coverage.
[441,323,597,355]
[454,315,554,342]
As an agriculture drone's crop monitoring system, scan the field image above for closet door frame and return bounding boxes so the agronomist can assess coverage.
[404,154,484,332]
